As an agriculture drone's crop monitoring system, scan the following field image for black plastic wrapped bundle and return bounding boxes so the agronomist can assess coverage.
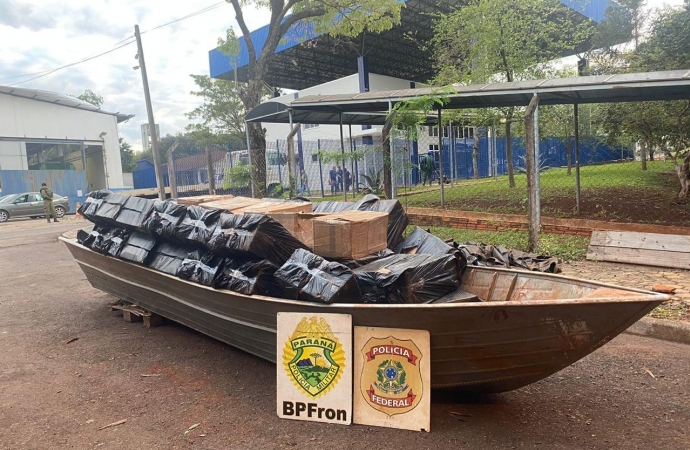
[78,225,108,250]
[173,205,221,247]
[103,228,131,257]
[353,194,408,248]
[147,242,192,275]
[93,193,129,224]
[143,200,187,240]
[115,196,155,230]
[354,253,460,304]
[119,232,157,264]
[274,248,360,304]
[312,201,355,214]
[207,213,307,267]
[215,259,282,296]
[78,189,112,222]
[337,249,395,269]
[81,225,129,257]
[177,249,225,287]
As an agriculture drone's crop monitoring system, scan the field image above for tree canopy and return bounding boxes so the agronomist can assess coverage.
[75,89,104,108]
[219,0,403,195]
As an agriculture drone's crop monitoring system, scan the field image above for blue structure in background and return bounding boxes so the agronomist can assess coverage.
[422,136,633,183]
[132,159,169,190]
[0,169,88,212]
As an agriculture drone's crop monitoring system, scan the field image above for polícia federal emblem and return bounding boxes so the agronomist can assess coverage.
[360,336,423,416]
[283,317,346,398]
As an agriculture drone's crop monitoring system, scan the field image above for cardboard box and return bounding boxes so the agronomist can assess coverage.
[178,194,235,206]
[241,201,312,215]
[312,211,388,260]
[270,212,329,248]
[199,196,263,211]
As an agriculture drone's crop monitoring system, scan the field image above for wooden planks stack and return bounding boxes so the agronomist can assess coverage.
[587,231,690,269]
[177,194,235,206]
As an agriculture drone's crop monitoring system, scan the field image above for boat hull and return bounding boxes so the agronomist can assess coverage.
[61,237,666,393]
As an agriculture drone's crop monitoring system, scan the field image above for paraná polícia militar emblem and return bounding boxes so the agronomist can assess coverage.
[360,336,423,416]
[283,317,346,398]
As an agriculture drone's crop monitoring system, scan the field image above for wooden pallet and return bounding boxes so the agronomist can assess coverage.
[111,301,163,328]
[587,231,690,270]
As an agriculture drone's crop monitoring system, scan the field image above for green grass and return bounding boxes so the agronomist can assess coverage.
[422,226,590,261]
[401,160,678,211]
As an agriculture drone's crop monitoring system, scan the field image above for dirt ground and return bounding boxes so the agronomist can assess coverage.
[1,218,689,449]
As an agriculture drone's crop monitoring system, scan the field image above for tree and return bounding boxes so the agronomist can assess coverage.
[76,89,104,108]
[119,138,137,173]
[186,74,245,140]
[218,0,403,196]
[431,0,593,187]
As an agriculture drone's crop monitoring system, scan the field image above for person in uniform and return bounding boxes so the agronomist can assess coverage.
[39,182,58,223]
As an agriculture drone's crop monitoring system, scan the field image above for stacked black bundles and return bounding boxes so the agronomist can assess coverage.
[173,205,221,247]
[93,193,129,224]
[177,249,225,287]
[275,248,360,304]
[395,227,467,271]
[115,196,155,230]
[119,232,157,264]
[207,213,306,267]
[353,254,460,304]
[80,225,129,257]
[337,249,395,269]
[147,242,193,275]
[78,189,112,222]
[144,200,187,240]
[215,259,282,296]
[353,194,409,248]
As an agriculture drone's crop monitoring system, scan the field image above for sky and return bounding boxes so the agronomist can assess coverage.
[0,0,686,152]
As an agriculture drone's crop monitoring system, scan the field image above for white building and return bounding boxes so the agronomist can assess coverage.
[0,86,132,202]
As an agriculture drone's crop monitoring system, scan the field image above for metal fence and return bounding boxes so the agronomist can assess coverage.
[150,127,688,227]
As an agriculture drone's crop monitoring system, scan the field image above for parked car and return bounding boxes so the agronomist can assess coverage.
[0,192,70,222]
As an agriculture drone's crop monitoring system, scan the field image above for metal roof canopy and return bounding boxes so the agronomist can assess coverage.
[0,85,134,123]
[245,69,690,124]
[211,0,610,90]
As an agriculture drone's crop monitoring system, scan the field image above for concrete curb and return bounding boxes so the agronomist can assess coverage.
[624,317,690,345]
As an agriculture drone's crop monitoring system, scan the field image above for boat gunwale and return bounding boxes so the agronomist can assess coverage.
[60,236,670,308]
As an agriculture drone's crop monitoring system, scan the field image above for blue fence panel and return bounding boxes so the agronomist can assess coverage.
[0,170,88,214]
[132,167,170,189]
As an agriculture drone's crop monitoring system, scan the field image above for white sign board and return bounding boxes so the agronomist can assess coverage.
[276,312,352,425]
[353,327,431,432]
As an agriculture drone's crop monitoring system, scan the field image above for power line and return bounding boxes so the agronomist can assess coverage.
[1,1,228,86]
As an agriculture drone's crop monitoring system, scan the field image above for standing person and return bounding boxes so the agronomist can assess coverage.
[420,153,434,186]
[299,169,311,196]
[329,166,338,195]
[39,182,58,223]
[336,165,343,193]
[343,167,352,193]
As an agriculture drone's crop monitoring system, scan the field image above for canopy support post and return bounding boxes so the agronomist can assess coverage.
[574,103,581,215]
[438,108,445,208]
[339,113,347,201]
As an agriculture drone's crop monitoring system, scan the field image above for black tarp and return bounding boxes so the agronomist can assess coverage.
[275,249,360,304]
[147,242,193,275]
[143,200,187,240]
[215,259,282,296]
[119,232,157,264]
[207,213,307,266]
[93,193,129,224]
[78,189,112,221]
[173,205,221,247]
[177,249,225,287]
[354,254,460,304]
[455,241,562,273]
[115,196,155,230]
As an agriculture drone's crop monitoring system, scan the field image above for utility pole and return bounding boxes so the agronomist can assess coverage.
[134,25,166,201]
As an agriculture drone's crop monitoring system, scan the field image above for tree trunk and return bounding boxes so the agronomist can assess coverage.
[506,108,515,188]
[382,115,394,199]
[286,124,300,196]
[677,152,690,200]
[640,140,648,171]
[241,79,267,197]
[472,128,479,179]
[648,146,654,161]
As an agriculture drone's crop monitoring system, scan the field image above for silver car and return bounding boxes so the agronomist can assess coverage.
[0,192,70,222]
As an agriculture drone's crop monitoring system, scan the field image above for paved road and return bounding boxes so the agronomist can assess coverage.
[0,221,688,449]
